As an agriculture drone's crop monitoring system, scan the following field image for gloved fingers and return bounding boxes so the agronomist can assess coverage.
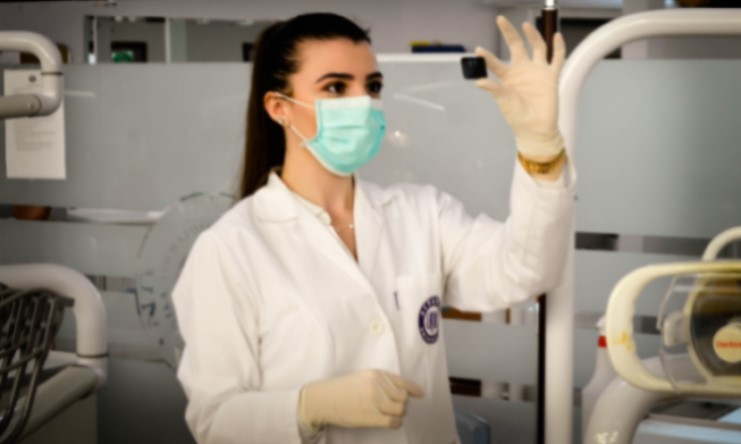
[496,15,528,63]
[378,396,407,417]
[475,78,506,100]
[383,416,403,430]
[550,32,566,73]
[385,373,424,398]
[297,387,318,430]
[522,22,547,64]
[475,46,507,79]
[369,397,405,429]
[378,372,409,403]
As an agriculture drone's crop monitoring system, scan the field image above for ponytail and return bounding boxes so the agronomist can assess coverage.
[240,23,287,198]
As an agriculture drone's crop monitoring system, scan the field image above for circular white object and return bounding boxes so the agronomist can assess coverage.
[369,319,385,336]
[714,322,741,364]
[136,193,233,368]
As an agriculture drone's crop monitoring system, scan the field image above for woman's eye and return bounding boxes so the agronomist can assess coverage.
[325,81,346,95]
[367,81,383,95]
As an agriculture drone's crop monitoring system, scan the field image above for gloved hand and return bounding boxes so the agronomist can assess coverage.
[475,16,566,160]
[298,369,424,432]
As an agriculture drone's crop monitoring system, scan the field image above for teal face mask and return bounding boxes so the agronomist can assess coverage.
[278,94,386,176]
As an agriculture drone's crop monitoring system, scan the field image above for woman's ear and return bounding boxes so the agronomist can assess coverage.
[263,91,288,126]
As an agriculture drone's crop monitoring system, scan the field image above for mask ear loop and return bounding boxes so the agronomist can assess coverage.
[288,123,310,144]
[274,92,314,144]
[275,92,314,109]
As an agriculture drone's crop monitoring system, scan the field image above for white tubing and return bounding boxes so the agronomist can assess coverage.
[555,9,741,444]
[703,226,741,260]
[0,31,63,117]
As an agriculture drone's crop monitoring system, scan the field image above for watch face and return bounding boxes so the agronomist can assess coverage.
[136,193,233,368]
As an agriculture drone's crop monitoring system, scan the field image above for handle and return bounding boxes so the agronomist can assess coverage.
[0,31,63,118]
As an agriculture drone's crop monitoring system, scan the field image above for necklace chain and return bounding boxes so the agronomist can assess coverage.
[332,222,354,233]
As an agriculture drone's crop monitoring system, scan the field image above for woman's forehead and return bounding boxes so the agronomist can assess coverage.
[294,39,378,79]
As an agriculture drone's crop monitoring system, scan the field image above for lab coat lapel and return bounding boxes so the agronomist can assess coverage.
[355,181,385,281]
[301,208,376,296]
[254,172,388,297]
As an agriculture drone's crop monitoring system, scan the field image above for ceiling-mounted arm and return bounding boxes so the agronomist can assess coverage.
[0,31,63,119]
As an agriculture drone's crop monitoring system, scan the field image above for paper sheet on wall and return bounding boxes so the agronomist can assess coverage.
[4,69,66,179]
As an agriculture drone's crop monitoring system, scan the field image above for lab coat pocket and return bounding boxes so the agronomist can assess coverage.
[395,273,444,386]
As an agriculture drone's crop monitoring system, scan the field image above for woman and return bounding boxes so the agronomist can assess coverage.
[173,12,574,444]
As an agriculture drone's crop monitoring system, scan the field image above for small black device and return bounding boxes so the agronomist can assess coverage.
[460,56,487,80]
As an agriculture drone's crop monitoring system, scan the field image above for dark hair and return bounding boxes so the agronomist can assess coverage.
[239,13,371,198]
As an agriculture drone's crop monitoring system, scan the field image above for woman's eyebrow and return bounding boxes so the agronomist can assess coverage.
[316,72,354,83]
[315,71,384,83]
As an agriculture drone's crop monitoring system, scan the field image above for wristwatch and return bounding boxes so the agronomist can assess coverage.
[517,149,567,175]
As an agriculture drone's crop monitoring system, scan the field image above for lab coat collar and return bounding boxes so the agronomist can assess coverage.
[252,172,300,222]
[253,171,397,223]
[253,171,396,283]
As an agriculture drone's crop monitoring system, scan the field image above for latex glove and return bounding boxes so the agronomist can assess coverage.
[476,16,566,160]
[298,369,424,432]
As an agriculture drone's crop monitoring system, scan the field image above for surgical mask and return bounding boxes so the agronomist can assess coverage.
[278,93,386,176]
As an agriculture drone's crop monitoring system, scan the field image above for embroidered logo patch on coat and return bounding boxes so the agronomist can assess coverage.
[418,296,441,344]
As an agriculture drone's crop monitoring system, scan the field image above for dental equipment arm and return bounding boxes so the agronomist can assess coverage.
[604,261,741,397]
[0,31,63,119]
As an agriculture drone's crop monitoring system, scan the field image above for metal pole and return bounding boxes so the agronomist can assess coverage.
[537,3,558,444]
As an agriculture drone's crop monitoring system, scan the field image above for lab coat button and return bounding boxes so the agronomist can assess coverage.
[369,320,385,336]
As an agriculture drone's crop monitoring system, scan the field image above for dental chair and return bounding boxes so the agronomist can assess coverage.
[0,265,107,444]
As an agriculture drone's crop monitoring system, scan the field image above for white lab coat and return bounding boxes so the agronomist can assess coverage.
[172,161,575,444]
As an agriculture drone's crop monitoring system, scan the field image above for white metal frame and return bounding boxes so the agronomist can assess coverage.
[553,9,741,444]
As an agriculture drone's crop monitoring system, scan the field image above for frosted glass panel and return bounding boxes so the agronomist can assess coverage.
[0,64,247,210]
[575,60,741,238]
[0,220,145,276]
[444,320,537,385]
[575,250,696,316]
[364,56,517,220]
